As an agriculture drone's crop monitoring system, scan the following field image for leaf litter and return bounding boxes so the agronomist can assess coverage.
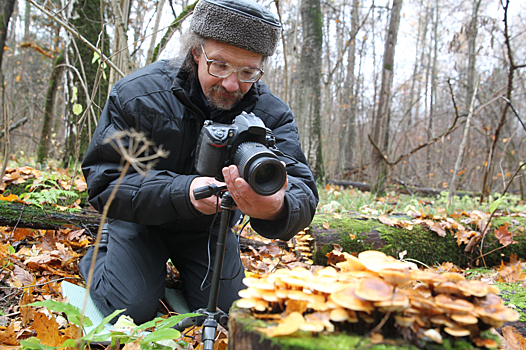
[0,167,524,348]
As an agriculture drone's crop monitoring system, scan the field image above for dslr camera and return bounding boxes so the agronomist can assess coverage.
[195,112,287,196]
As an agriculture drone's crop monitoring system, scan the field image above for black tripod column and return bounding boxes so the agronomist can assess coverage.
[202,191,234,350]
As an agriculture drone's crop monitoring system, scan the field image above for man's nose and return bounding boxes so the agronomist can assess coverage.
[222,73,240,92]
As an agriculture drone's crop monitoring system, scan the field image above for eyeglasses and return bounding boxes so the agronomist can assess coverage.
[200,44,264,83]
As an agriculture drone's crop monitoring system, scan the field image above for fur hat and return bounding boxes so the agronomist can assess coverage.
[190,0,282,56]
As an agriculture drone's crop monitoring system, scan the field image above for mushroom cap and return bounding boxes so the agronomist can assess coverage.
[474,293,504,308]
[423,329,443,344]
[378,268,412,287]
[450,313,479,325]
[410,269,447,284]
[457,280,489,297]
[290,266,312,280]
[441,272,465,282]
[308,277,339,294]
[394,315,416,327]
[281,276,308,288]
[237,297,259,309]
[336,253,367,271]
[472,337,499,349]
[253,279,276,291]
[254,299,268,312]
[355,277,393,301]
[314,266,339,277]
[358,250,415,272]
[430,315,456,328]
[444,326,471,337]
[373,292,410,311]
[330,285,375,312]
[434,282,463,296]
[262,290,280,302]
[299,321,325,332]
[329,308,350,322]
[435,294,474,313]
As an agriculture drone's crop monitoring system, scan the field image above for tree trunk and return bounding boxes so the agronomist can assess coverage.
[369,0,403,194]
[63,0,110,166]
[339,0,360,177]
[146,0,166,65]
[295,0,324,180]
[0,0,15,70]
[37,52,66,164]
[108,0,131,90]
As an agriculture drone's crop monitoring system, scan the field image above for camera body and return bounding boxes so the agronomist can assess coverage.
[195,112,286,196]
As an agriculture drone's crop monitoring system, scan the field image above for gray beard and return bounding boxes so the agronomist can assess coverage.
[206,85,244,110]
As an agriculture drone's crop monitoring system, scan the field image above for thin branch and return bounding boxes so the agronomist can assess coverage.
[501,96,526,132]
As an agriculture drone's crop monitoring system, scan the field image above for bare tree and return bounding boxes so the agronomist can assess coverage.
[369,0,403,194]
[294,0,324,179]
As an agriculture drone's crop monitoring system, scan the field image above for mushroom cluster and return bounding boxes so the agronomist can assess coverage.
[237,250,519,347]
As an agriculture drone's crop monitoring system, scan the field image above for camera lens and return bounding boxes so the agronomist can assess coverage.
[233,142,287,196]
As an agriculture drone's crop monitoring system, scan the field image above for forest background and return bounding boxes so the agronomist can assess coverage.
[0,0,525,200]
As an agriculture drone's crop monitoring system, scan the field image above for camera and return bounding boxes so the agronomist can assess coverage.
[194,112,287,196]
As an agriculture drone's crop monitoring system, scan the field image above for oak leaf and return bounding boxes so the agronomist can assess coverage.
[494,223,518,247]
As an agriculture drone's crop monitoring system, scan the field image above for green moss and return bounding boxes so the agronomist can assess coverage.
[495,282,526,322]
[310,213,526,268]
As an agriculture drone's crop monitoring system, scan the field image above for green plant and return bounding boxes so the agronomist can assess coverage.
[20,176,80,211]
[21,299,200,350]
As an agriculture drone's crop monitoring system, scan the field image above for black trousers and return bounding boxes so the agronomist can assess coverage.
[78,220,246,324]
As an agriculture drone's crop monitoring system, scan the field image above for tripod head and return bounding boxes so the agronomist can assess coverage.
[193,183,227,200]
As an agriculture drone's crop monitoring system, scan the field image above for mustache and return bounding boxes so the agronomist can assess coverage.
[210,85,243,100]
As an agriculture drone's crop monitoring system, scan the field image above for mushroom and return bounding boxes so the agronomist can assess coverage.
[423,328,443,344]
[433,282,463,296]
[358,250,415,272]
[373,292,410,312]
[457,280,489,297]
[329,308,349,322]
[378,268,412,287]
[354,277,393,302]
[330,285,375,312]
[394,315,416,327]
[444,326,471,337]
[450,313,479,325]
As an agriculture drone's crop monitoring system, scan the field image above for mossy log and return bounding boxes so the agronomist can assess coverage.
[227,305,477,350]
[0,201,101,233]
[1,201,525,268]
[308,213,526,268]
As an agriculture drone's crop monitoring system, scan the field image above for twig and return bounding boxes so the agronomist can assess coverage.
[500,96,526,132]
[0,276,83,289]
[7,204,25,241]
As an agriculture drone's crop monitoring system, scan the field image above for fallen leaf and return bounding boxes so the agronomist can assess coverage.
[0,321,19,345]
[32,311,62,347]
[323,222,330,230]
[19,292,34,327]
[502,326,526,350]
[123,341,141,350]
[494,223,518,247]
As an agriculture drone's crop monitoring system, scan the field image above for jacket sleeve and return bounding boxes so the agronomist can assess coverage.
[81,90,203,226]
[250,101,319,241]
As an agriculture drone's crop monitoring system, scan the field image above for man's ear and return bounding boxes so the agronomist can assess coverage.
[192,47,199,64]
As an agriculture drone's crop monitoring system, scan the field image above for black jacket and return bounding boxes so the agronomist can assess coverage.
[82,60,318,241]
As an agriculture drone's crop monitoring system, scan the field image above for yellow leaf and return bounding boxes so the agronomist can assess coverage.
[323,222,330,230]
[16,75,20,82]
[32,312,62,346]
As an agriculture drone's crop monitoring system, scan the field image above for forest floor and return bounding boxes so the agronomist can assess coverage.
[0,165,525,349]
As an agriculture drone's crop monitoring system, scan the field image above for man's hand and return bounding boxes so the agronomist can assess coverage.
[222,164,288,220]
[189,176,226,215]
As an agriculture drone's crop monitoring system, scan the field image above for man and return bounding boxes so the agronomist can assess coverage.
[80,0,318,324]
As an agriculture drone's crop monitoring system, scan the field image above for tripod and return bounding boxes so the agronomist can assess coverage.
[173,184,235,350]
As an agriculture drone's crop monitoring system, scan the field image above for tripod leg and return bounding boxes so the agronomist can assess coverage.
[202,318,218,350]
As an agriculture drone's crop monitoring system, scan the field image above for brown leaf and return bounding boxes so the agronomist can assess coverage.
[378,215,396,226]
[41,231,58,252]
[61,325,82,342]
[19,292,34,327]
[13,265,34,286]
[322,222,330,230]
[258,245,281,258]
[66,229,85,241]
[502,326,526,350]
[0,321,20,345]
[32,312,62,347]
[494,223,518,247]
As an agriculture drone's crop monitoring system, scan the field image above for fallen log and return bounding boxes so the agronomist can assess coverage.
[1,201,524,268]
[228,305,418,349]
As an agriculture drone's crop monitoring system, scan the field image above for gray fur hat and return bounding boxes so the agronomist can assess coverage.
[190,0,282,56]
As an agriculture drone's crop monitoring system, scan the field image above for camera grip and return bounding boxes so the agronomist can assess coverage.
[193,184,227,200]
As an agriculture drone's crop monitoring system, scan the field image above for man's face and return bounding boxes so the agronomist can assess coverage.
[193,40,263,110]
